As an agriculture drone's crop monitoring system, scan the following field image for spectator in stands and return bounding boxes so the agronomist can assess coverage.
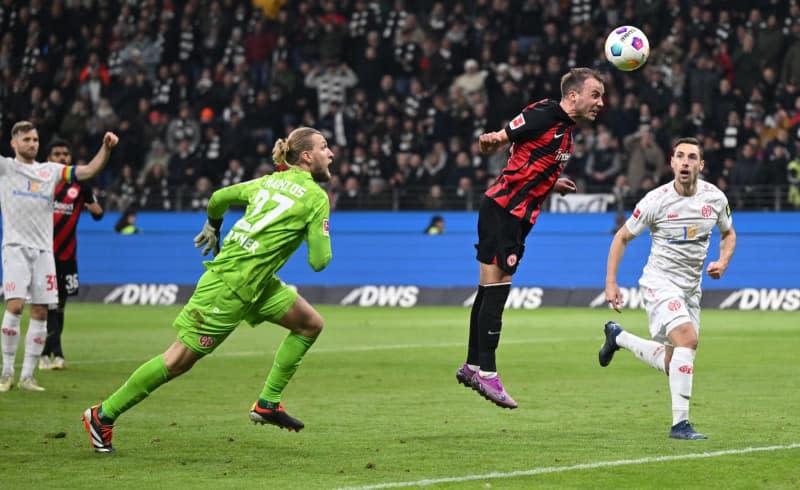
[139,162,172,211]
[730,142,763,209]
[108,163,139,212]
[220,158,246,187]
[424,215,445,235]
[336,175,362,210]
[304,61,358,118]
[624,125,666,195]
[114,209,140,235]
[166,102,201,155]
[189,176,213,211]
[585,126,623,192]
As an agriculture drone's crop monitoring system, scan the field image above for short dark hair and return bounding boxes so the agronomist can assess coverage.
[672,137,703,159]
[560,68,604,99]
[46,138,71,156]
[11,120,36,137]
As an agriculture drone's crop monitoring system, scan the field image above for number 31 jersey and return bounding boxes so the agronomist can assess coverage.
[205,168,332,303]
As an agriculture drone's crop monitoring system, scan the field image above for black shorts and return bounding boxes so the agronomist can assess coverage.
[56,259,79,302]
[475,197,534,275]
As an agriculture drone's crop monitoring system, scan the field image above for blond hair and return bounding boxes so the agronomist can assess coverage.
[272,127,322,166]
[11,120,36,137]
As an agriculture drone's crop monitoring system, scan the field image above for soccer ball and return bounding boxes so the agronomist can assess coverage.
[604,26,650,71]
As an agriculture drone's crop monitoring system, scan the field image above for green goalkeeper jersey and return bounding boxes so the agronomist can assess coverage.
[204,168,332,303]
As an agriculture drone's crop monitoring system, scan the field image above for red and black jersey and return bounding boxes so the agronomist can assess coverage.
[485,99,575,224]
[53,181,97,261]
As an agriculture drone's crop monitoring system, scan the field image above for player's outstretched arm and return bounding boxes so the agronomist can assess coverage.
[605,226,636,312]
[707,226,736,279]
[478,129,509,154]
[75,132,118,181]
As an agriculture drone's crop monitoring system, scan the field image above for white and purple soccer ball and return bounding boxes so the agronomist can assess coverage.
[604,26,650,72]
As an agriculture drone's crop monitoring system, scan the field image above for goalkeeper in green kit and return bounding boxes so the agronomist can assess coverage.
[82,127,333,453]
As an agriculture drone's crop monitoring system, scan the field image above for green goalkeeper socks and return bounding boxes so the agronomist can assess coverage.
[260,333,316,403]
[101,355,170,421]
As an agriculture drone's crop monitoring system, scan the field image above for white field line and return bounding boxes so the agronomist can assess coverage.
[334,443,800,490]
[63,337,571,366]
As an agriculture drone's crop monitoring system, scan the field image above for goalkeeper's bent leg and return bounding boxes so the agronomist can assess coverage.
[100,355,169,421]
[260,333,317,403]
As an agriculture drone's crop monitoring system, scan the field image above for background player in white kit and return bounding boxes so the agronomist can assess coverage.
[0,121,118,392]
[599,137,737,440]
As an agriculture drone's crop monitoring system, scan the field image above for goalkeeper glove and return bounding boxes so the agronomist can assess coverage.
[194,218,223,256]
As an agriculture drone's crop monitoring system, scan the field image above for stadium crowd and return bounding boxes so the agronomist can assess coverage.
[1,0,800,212]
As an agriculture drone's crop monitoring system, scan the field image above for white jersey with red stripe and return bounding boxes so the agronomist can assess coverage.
[0,156,68,251]
[625,179,732,293]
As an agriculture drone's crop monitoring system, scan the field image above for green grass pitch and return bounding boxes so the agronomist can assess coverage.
[1,304,798,489]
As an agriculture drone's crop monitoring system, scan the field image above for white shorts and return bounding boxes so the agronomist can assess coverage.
[2,245,58,305]
[639,276,700,345]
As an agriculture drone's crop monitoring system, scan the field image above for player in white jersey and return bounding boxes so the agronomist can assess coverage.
[598,137,737,440]
[0,121,118,392]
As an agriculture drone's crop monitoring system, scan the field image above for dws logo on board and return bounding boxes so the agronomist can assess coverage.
[719,289,800,311]
[340,286,419,307]
[462,287,543,309]
[104,284,179,305]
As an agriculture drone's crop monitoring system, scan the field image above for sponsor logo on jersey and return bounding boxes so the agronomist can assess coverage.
[340,285,419,307]
[719,288,800,311]
[555,150,571,163]
[103,284,179,305]
[667,212,679,219]
[701,204,712,218]
[509,113,525,130]
[38,168,51,178]
[322,218,330,236]
[54,201,75,213]
[13,180,50,200]
[67,187,79,199]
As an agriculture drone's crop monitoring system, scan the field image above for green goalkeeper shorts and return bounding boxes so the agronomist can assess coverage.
[173,269,299,355]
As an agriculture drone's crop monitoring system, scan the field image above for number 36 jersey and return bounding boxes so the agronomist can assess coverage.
[204,168,332,303]
[625,179,732,292]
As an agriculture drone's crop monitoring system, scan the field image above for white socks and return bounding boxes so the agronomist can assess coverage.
[20,318,47,380]
[669,347,696,426]
[616,331,667,373]
[1,312,47,380]
[1,311,21,377]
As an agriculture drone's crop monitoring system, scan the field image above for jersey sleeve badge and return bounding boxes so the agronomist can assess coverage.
[509,113,525,130]
[322,218,330,236]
